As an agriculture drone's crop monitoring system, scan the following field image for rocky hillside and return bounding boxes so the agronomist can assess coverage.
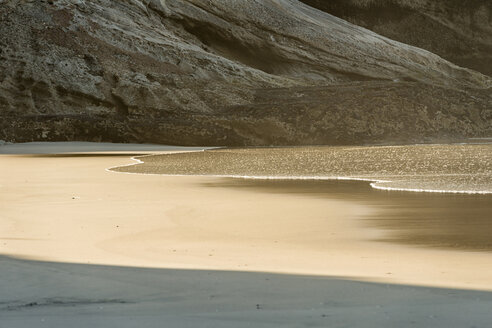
[0,0,491,146]
[301,0,492,77]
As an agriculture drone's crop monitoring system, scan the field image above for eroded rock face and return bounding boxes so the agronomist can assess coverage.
[301,0,492,77]
[0,0,491,145]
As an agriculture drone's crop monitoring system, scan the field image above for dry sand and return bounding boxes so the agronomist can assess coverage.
[1,142,492,327]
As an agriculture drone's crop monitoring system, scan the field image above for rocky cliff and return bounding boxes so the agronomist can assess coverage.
[301,0,492,77]
[0,0,491,146]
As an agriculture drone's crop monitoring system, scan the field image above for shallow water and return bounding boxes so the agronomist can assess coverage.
[117,144,492,194]
[114,144,492,250]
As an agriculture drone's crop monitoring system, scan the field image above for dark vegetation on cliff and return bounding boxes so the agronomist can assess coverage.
[0,0,490,146]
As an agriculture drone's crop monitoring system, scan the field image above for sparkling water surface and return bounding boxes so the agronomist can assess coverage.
[119,144,492,194]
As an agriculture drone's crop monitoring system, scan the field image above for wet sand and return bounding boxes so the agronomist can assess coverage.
[207,179,492,251]
[1,142,492,327]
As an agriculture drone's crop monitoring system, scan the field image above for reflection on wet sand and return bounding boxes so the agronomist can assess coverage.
[203,179,492,251]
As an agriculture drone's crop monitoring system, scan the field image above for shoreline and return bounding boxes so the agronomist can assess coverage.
[1,142,491,290]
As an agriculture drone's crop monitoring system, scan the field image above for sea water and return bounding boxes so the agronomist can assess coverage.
[118,144,492,194]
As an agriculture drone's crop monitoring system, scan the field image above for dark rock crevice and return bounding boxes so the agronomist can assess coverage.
[176,18,290,75]
[110,93,130,117]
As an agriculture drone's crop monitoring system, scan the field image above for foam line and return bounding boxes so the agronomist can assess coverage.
[369,182,491,195]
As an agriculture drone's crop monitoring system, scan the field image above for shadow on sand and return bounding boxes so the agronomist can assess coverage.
[1,255,492,328]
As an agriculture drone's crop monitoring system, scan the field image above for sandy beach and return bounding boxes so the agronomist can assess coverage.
[1,142,492,327]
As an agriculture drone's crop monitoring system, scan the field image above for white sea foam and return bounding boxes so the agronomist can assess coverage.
[369,182,491,195]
